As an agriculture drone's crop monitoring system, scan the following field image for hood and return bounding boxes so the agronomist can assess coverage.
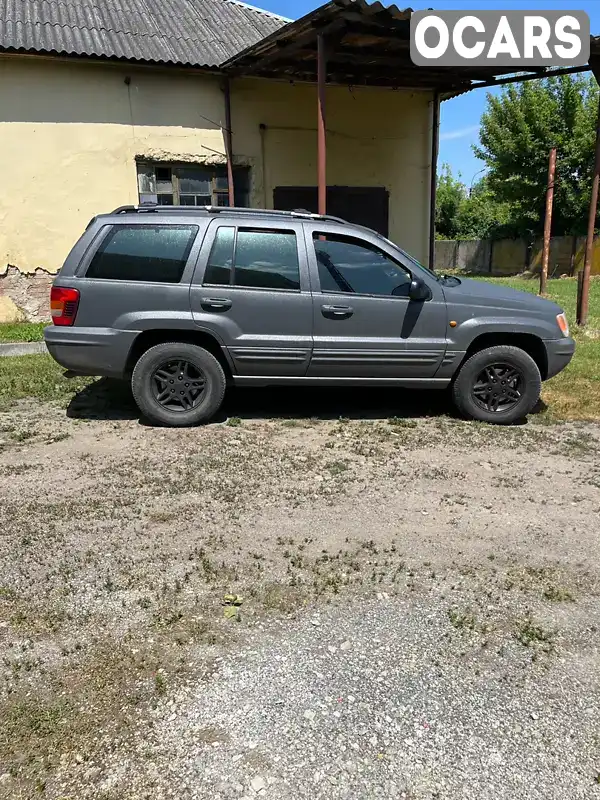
[443,277,563,316]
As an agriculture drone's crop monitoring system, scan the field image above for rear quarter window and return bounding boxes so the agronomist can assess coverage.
[86,225,198,282]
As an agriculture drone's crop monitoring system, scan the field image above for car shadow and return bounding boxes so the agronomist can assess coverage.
[67,379,140,421]
[66,379,453,424]
[67,379,547,426]
[218,385,451,422]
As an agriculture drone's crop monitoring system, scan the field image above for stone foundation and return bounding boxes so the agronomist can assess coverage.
[0,267,53,322]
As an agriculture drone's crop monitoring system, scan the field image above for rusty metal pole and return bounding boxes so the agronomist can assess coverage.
[428,91,440,271]
[578,98,600,326]
[317,34,327,216]
[540,147,556,295]
[223,78,235,207]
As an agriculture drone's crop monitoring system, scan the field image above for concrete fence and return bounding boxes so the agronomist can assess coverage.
[434,235,600,277]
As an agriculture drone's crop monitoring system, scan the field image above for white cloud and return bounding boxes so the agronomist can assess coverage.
[439,125,479,142]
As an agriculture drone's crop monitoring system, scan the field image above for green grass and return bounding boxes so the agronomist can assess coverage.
[0,322,46,343]
[472,276,600,420]
[0,354,91,411]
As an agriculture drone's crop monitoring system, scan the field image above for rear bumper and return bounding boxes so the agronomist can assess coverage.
[544,336,575,380]
[44,326,137,378]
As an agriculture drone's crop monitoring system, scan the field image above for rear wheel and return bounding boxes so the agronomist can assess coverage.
[452,345,541,425]
[131,342,226,427]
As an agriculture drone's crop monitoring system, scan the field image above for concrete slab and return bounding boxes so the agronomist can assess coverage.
[0,341,47,357]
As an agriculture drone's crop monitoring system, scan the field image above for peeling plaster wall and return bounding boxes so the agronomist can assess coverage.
[0,56,433,321]
[0,265,54,319]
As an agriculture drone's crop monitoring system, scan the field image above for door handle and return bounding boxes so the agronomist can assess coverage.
[200,297,232,311]
[321,304,354,319]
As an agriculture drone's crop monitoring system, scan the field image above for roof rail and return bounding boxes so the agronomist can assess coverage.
[110,204,348,224]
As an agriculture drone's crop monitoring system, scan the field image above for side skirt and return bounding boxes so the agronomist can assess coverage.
[232,376,451,388]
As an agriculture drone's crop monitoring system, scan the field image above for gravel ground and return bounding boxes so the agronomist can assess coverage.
[1,383,599,799]
[109,597,600,800]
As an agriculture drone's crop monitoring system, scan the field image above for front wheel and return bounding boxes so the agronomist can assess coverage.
[452,345,542,425]
[131,342,226,427]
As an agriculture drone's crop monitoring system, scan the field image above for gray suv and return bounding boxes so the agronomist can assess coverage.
[45,205,575,426]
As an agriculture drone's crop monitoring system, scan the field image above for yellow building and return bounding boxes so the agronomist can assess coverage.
[0,0,490,322]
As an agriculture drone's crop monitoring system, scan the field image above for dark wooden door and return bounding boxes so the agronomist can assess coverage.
[273,186,389,236]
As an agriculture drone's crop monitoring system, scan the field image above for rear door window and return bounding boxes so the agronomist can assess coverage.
[86,225,198,282]
[204,227,300,291]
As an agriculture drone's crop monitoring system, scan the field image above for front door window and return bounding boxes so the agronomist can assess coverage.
[312,233,412,297]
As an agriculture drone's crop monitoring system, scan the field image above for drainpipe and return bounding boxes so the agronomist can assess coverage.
[317,34,327,216]
[259,123,268,208]
[223,78,235,207]
[428,91,440,271]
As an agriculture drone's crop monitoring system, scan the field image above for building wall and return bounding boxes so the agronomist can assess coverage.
[231,77,433,263]
[0,55,434,321]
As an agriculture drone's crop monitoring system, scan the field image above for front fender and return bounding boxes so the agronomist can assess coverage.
[449,315,561,350]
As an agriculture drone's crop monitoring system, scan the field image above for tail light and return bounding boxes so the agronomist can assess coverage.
[50,286,80,326]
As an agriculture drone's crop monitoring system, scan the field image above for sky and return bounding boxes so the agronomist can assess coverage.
[250,0,600,187]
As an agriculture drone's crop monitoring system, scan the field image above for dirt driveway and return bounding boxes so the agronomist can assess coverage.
[1,382,600,799]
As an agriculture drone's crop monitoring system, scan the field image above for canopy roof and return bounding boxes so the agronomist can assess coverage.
[225,0,599,92]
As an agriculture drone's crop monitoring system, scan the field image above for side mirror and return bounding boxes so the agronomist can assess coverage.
[409,277,431,301]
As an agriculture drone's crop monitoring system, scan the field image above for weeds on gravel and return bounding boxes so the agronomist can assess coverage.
[154,672,167,696]
[261,582,306,614]
[326,459,349,476]
[448,607,478,631]
[504,566,578,602]
[515,614,556,648]
[11,429,34,442]
[388,417,418,428]
[0,636,196,790]
[3,697,72,745]
[447,606,494,635]
[543,585,575,602]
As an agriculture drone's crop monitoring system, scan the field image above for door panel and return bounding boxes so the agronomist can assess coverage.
[304,225,447,378]
[189,219,313,377]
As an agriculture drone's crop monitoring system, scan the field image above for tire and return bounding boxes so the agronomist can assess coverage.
[452,345,541,425]
[131,342,226,427]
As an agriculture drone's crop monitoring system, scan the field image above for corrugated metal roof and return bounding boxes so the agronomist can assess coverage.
[0,0,290,67]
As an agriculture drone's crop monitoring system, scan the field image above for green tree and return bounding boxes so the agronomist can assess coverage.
[435,163,468,239]
[457,176,511,239]
[435,166,510,240]
[474,73,599,237]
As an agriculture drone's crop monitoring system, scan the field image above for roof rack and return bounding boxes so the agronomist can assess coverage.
[111,204,348,225]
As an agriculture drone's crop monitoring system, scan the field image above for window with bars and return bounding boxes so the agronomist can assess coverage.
[137,163,249,207]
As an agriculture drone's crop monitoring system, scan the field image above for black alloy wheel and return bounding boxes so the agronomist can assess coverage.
[151,359,206,412]
[451,344,542,425]
[471,362,524,414]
